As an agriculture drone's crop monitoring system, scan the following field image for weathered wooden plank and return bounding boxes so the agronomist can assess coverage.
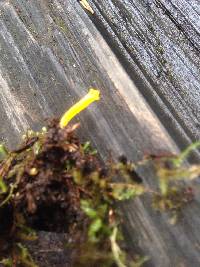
[89,0,200,156]
[0,0,200,266]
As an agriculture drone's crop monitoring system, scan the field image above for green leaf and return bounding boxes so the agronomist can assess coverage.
[17,243,38,267]
[82,141,97,155]
[88,218,103,242]
[110,183,145,201]
[82,141,91,152]
[0,177,7,194]
[81,199,97,218]
[0,144,8,161]
[172,141,200,167]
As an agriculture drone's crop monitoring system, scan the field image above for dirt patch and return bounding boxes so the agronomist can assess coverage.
[0,120,103,265]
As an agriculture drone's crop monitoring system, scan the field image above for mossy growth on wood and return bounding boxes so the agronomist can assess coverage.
[0,120,149,267]
[0,89,199,266]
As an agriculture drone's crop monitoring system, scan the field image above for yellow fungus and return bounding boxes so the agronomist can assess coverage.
[80,0,94,14]
[60,88,100,128]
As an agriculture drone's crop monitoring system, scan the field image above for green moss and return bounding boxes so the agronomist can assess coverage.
[0,122,199,267]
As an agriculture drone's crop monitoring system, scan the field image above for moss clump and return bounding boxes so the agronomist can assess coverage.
[0,119,199,266]
[0,120,147,267]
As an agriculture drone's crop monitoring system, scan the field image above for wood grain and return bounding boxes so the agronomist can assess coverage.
[89,0,200,157]
[0,0,200,266]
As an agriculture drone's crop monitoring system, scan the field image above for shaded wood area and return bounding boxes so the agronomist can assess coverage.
[0,0,199,266]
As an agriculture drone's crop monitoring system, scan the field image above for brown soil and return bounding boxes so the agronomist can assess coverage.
[0,120,104,264]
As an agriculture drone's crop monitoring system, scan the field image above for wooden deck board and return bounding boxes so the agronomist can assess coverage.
[90,0,200,155]
[0,0,200,266]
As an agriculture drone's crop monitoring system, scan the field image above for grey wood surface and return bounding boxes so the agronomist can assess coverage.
[0,0,200,266]
[90,0,200,157]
